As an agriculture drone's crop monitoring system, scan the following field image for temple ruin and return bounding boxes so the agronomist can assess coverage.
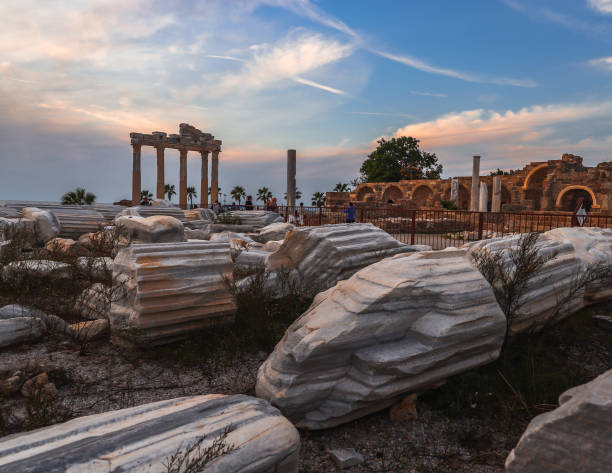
[130,123,222,209]
[327,154,612,213]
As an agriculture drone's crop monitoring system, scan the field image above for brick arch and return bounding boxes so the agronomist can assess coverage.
[412,185,434,204]
[382,184,403,202]
[356,186,375,201]
[555,185,598,209]
[522,164,548,189]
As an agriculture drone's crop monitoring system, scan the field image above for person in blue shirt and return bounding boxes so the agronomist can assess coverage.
[344,202,355,223]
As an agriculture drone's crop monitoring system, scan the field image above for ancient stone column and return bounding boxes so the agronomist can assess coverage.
[211,150,219,204]
[287,149,297,211]
[450,178,459,204]
[479,182,488,212]
[492,176,502,212]
[200,150,209,208]
[156,146,165,200]
[179,148,188,210]
[470,156,481,211]
[132,144,142,206]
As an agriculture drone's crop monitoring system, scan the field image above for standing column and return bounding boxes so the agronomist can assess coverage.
[179,148,188,210]
[156,147,165,200]
[211,150,219,204]
[479,182,488,212]
[200,150,209,208]
[287,149,296,211]
[470,155,481,211]
[131,144,142,206]
[450,178,459,204]
[492,176,502,212]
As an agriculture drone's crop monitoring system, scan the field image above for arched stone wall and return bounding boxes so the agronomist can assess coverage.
[555,185,598,210]
[382,185,403,202]
[412,185,434,206]
[356,186,375,201]
[522,164,548,189]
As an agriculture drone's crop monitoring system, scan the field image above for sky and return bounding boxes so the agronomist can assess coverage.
[1,0,611,204]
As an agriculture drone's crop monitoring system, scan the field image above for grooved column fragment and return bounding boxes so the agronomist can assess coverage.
[471,155,481,211]
[492,176,502,212]
[200,151,209,208]
[211,150,219,204]
[179,148,187,210]
[132,144,142,206]
[156,147,165,199]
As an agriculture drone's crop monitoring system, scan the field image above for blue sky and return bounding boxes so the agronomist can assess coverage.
[1,0,611,204]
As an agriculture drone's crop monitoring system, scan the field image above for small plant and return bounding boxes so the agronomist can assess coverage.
[440,199,458,210]
[162,427,234,473]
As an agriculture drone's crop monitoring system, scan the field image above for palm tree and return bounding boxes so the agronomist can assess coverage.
[164,184,176,201]
[283,187,303,201]
[231,185,246,205]
[186,186,197,208]
[208,187,222,195]
[311,191,326,207]
[61,187,96,205]
[333,182,351,192]
[140,189,153,202]
[257,187,273,203]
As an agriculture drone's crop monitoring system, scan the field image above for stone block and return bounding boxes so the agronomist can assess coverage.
[0,317,45,349]
[115,215,186,243]
[22,207,60,244]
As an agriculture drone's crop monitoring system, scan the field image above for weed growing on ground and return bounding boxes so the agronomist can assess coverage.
[162,427,234,473]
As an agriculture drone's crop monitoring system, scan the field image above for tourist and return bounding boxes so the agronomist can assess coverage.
[231,201,237,210]
[344,202,355,223]
[245,195,254,210]
[212,200,221,215]
[298,202,305,225]
[270,197,278,213]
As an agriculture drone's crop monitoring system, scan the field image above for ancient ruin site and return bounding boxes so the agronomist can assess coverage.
[1,2,611,473]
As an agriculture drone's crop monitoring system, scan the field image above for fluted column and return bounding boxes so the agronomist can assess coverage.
[156,146,165,199]
[131,144,142,206]
[200,150,209,208]
[492,176,502,212]
[211,150,219,204]
[179,148,188,210]
[470,155,480,211]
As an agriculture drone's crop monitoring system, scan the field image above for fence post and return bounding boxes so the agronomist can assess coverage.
[478,212,484,240]
[410,209,416,245]
[318,206,322,225]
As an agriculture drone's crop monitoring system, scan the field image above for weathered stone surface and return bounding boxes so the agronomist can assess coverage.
[184,228,211,240]
[256,249,506,429]
[251,222,294,244]
[68,319,110,341]
[329,448,364,469]
[115,215,186,243]
[466,228,612,334]
[593,314,612,331]
[121,205,186,222]
[44,237,90,257]
[265,223,428,295]
[75,256,113,280]
[0,394,300,473]
[263,240,283,252]
[235,247,273,271]
[75,283,111,320]
[184,208,216,221]
[505,369,612,473]
[0,304,67,333]
[150,199,178,208]
[111,241,237,345]
[48,208,106,240]
[2,260,72,282]
[0,317,45,349]
[22,207,60,244]
[208,223,258,233]
[225,210,284,228]
[0,217,35,242]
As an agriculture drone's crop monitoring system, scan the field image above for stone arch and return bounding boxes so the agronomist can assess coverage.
[356,186,375,202]
[382,185,403,203]
[522,164,548,189]
[412,185,434,206]
[501,186,511,206]
[555,185,597,211]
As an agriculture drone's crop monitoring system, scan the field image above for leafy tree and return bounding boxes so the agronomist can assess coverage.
[360,137,442,182]
[283,187,303,201]
[333,183,351,192]
[311,191,326,207]
[257,187,273,203]
[61,187,96,205]
[164,184,176,201]
[208,187,222,196]
[186,186,197,208]
[140,189,153,202]
[230,186,246,205]
[490,168,515,176]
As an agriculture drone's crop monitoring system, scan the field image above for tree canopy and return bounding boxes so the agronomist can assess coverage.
[230,185,246,204]
[359,137,442,182]
[61,187,96,205]
[311,191,326,207]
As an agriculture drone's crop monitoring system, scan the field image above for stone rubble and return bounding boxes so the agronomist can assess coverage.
[328,448,365,469]
[115,215,186,243]
[21,207,60,244]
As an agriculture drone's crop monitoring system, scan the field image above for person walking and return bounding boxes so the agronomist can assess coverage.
[344,202,356,223]
[270,197,279,213]
[245,195,254,210]
[212,200,221,215]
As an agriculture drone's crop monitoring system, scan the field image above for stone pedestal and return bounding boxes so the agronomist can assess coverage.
[179,148,187,210]
[200,151,209,208]
[450,178,459,204]
[492,176,502,212]
[471,155,480,211]
[156,147,165,199]
[479,181,488,212]
[287,149,297,210]
[131,144,141,206]
[211,150,219,204]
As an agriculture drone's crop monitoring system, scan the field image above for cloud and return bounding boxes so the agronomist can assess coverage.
[348,111,414,118]
[388,101,612,148]
[207,55,245,62]
[292,77,345,95]
[410,90,447,98]
[218,31,354,93]
[589,56,612,71]
[588,0,612,14]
